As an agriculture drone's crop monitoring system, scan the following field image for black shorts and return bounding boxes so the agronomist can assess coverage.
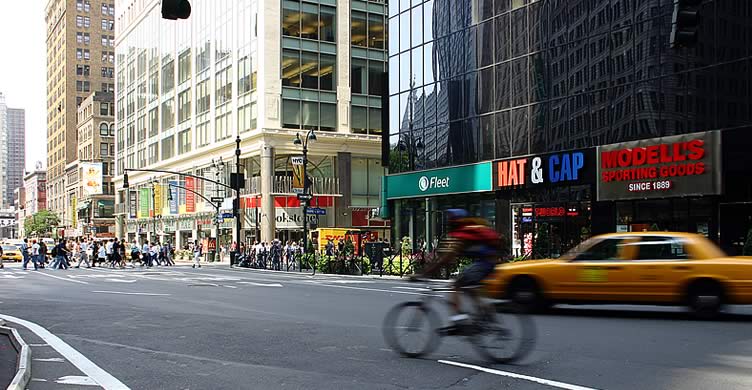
[455,261,496,288]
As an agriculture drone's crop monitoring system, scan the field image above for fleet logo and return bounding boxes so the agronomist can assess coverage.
[418,176,430,192]
[418,176,450,192]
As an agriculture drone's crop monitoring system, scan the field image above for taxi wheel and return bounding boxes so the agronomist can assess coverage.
[508,276,546,313]
[686,280,724,319]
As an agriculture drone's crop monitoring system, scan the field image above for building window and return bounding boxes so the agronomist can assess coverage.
[178,89,191,123]
[76,32,90,45]
[178,129,192,154]
[99,123,109,136]
[352,12,367,47]
[148,108,158,137]
[76,80,90,92]
[215,67,232,107]
[100,103,109,116]
[196,120,210,147]
[101,67,114,78]
[100,143,108,157]
[101,19,114,31]
[352,11,384,49]
[216,112,231,141]
[238,102,257,133]
[76,65,90,76]
[283,1,335,42]
[102,162,109,176]
[178,49,191,85]
[148,143,158,165]
[281,50,335,91]
[161,137,174,160]
[282,99,336,131]
[161,60,175,93]
[237,55,255,96]
[196,79,211,114]
[161,99,175,130]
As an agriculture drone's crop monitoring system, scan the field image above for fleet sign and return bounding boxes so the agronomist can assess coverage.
[385,162,493,199]
[493,149,594,190]
[597,131,721,201]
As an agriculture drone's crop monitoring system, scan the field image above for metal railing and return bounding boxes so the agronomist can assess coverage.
[241,176,341,196]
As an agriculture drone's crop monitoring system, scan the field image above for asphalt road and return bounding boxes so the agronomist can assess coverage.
[1,263,752,390]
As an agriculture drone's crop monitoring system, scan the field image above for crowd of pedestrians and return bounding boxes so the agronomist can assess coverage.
[10,237,183,270]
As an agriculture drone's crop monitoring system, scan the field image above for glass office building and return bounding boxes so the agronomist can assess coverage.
[387,0,752,256]
[114,0,388,247]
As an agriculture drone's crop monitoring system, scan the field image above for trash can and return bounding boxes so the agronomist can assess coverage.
[206,250,216,262]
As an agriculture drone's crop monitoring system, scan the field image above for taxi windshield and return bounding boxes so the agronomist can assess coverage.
[2,245,18,251]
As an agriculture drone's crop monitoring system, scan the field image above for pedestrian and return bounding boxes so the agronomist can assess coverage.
[20,238,31,270]
[97,243,107,265]
[105,239,114,267]
[163,242,174,266]
[39,240,48,268]
[192,240,202,268]
[30,240,40,271]
[150,241,160,266]
[0,242,4,269]
[130,240,142,267]
[52,239,69,270]
[76,239,91,268]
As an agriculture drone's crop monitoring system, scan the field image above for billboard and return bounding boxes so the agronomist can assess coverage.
[597,131,722,201]
[154,184,163,216]
[129,191,137,219]
[81,162,103,195]
[139,188,150,218]
[169,181,178,214]
[185,177,196,213]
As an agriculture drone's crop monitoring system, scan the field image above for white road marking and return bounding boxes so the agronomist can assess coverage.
[317,280,374,284]
[311,283,440,297]
[29,343,50,347]
[1,274,23,279]
[394,286,431,292]
[35,271,89,284]
[224,285,238,289]
[0,314,130,389]
[92,291,171,296]
[31,378,48,382]
[55,376,100,386]
[34,357,65,362]
[106,279,137,283]
[237,281,284,287]
[438,360,600,390]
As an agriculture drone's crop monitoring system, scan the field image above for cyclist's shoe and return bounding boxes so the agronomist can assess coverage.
[441,314,471,336]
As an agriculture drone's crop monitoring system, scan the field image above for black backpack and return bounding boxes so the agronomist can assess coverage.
[51,245,58,257]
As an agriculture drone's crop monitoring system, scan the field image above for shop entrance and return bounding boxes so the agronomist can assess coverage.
[615,197,716,239]
[511,202,591,259]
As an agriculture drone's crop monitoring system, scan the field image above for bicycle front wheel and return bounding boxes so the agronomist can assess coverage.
[382,301,441,358]
[471,303,536,364]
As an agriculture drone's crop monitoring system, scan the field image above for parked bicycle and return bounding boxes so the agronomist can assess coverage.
[382,279,536,363]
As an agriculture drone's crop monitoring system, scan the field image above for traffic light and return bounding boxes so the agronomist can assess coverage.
[670,0,702,48]
[162,0,191,20]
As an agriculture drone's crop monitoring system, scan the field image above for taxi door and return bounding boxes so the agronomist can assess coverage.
[629,236,691,303]
[551,237,640,301]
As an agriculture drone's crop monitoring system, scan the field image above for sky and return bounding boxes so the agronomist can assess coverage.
[0,0,47,172]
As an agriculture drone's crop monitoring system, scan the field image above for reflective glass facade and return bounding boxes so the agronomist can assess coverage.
[389,0,752,173]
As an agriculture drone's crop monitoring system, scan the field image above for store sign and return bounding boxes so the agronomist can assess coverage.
[178,219,194,231]
[275,207,325,229]
[493,149,594,190]
[597,131,721,201]
[129,191,137,219]
[291,156,305,194]
[386,162,493,199]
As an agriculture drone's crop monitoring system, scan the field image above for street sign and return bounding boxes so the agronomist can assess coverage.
[297,193,313,201]
[211,197,224,203]
[221,212,234,219]
[216,216,224,224]
[306,208,326,216]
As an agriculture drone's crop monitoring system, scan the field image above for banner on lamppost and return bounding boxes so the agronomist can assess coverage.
[168,181,178,215]
[129,191,137,219]
[71,196,77,228]
[185,177,196,213]
[291,156,305,194]
[81,162,103,195]
[139,188,150,219]
[154,184,163,216]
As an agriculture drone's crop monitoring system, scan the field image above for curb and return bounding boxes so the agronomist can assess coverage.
[224,265,451,283]
[0,322,31,390]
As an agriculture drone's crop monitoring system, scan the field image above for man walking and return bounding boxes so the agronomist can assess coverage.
[30,240,40,271]
[76,239,91,268]
[52,239,70,270]
[20,238,31,270]
[163,242,174,266]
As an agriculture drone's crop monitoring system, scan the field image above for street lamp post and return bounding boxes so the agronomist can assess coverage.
[211,157,225,262]
[150,178,158,243]
[234,136,242,266]
[293,130,317,271]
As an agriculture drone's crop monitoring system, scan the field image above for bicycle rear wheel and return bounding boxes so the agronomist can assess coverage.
[471,303,536,363]
[382,301,442,358]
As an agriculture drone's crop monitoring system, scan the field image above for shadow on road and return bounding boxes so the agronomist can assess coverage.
[536,306,752,322]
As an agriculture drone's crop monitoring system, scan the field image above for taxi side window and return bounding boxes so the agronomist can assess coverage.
[635,237,689,260]
[573,238,624,261]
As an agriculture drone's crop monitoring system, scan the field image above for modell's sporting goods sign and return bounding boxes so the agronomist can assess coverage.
[597,131,721,201]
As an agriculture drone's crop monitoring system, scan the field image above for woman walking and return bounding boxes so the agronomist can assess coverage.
[192,240,202,268]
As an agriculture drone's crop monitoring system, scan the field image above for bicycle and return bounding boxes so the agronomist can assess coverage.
[382,279,536,363]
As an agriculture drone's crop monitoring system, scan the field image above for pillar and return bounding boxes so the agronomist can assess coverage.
[335,152,351,227]
[261,144,275,242]
[175,228,182,250]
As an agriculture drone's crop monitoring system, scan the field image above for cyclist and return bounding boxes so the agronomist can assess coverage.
[411,209,501,330]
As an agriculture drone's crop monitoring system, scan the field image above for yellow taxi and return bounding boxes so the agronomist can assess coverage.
[1,244,23,262]
[486,232,752,316]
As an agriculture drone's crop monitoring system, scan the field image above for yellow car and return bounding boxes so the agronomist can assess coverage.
[1,245,23,262]
[486,232,752,316]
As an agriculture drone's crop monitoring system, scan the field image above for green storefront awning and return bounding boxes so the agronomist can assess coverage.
[385,162,493,200]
